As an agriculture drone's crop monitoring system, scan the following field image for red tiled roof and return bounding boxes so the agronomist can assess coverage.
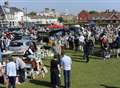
[78,10,90,22]
[78,10,120,22]
[30,16,41,19]
[90,12,120,20]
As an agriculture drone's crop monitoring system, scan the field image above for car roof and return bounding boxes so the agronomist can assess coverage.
[11,39,32,43]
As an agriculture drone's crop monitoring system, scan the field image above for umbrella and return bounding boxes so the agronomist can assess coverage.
[48,24,64,29]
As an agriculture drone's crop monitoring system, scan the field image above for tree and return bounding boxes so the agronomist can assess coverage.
[58,17,64,23]
[89,10,97,14]
[28,11,37,16]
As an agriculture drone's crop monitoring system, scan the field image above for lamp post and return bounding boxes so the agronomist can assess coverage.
[23,7,27,28]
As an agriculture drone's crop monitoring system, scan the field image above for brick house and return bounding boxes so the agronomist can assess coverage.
[78,10,120,25]
[78,10,90,23]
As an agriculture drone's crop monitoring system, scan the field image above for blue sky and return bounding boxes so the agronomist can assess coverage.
[0,0,120,15]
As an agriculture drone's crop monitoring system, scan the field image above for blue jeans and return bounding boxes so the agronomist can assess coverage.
[0,49,2,62]
[51,69,59,88]
[83,48,90,62]
[64,70,71,88]
[8,76,16,88]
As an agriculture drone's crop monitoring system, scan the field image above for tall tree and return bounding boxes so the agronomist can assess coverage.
[89,10,97,14]
[58,16,64,23]
[28,11,37,16]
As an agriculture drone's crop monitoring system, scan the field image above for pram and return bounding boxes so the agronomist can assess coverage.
[24,58,48,79]
[103,47,111,60]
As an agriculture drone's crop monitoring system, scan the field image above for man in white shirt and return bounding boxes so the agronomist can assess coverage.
[7,57,16,88]
[61,52,72,88]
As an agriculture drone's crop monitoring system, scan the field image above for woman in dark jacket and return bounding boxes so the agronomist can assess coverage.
[50,55,60,88]
[83,37,93,63]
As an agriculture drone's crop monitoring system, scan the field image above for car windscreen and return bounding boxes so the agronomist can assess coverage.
[13,35,22,40]
[10,42,23,47]
[22,36,32,40]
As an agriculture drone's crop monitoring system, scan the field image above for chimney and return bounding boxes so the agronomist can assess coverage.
[105,9,109,13]
[112,9,116,13]
[4,0,9,7]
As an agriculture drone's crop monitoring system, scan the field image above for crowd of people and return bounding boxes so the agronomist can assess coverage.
[0,27,48,88]
[51,25,120,59]
[0,24,120,88]
[49,24,120,88]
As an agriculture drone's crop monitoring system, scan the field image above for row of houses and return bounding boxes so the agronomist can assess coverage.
[1,4,120,28]
[78,10,120,26]
[0,5,24,27]
[0,5,59,28]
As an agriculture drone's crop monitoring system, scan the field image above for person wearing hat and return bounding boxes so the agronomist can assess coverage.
[50,55,61,88]
[6,57,16,88]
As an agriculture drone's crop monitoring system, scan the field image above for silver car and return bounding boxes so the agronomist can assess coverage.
[9,40,32,55]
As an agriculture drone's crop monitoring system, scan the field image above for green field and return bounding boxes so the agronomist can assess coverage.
[3,50,120,88]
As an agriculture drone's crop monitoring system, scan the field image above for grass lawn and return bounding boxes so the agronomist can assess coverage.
[13,50,120,88]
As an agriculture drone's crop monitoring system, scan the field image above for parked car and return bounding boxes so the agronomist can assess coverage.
[22,35,33,40]
[12,32,32,41]
[9,40,32,55]
[8,27,21,32]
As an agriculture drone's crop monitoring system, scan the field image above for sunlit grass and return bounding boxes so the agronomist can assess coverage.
[16,50,120,88]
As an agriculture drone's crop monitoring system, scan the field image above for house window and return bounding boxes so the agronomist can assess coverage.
[92,17,96,20]
[116,21,119,23]
[13,22,14,26]
[10,21,11,27]
[0,21,1,27]
[113,20,116,23]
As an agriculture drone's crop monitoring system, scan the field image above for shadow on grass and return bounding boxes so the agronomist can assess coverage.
[92,48,102,57]
[0,86,5,88]
[66,49,103,61]
[90,55,102,60]
[30,80,51,87]
[71,58,89,63]
[44,64,50,68]
[71,54,83,57]
[100,84,120,88]
[72,59,84,62]
[71,56,83,60]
